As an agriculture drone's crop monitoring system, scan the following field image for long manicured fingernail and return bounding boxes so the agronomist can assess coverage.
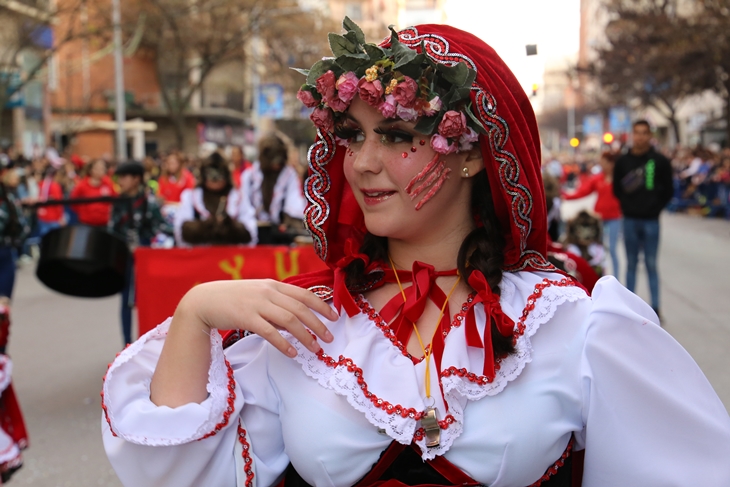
[287,346,297,357]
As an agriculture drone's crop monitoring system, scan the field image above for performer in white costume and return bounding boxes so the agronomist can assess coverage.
[174,153,258,246]
[102,20,730,487]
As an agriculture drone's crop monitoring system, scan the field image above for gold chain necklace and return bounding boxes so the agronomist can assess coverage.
[388,255,461,447]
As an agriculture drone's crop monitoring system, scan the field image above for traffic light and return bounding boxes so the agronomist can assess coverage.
[602,132,614,144]
[569,137,580,148]
[531,83,538,97]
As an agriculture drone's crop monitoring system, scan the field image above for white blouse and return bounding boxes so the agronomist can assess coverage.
[240,162,307,225]
[174,187,258,246]
[101,273,730,487]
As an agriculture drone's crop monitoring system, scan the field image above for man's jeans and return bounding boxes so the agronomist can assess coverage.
[623,217,660,310]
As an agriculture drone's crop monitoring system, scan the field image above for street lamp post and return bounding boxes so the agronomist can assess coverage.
[112,0,127,161]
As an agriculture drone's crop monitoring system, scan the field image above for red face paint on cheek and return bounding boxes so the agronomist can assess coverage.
[405,154,440,194]
[402,152,408,158]
[410,147,417,153]
[419,140,426,146]
[414,168,451,210]
[405,153,451,209]
[408,161,445,200]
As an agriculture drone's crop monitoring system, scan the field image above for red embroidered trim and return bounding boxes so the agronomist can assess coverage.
[354,293,475,363]
[440,278,576,384]
[100,345,131,437]
[200,358,236,440]
[237,420,255,487]
[355,295,415,360]
[316,351,425,421]
[528,437,574,487]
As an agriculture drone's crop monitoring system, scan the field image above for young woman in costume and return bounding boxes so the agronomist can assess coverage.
[240,133,307,243]
[102,20,730,487]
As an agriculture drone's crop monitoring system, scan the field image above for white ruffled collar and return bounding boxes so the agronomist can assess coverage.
[284,271,588,460]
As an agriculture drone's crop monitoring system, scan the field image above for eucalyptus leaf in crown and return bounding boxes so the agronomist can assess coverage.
[295,17,486,154]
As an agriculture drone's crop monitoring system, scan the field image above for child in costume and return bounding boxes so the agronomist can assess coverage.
[102,19,730,486]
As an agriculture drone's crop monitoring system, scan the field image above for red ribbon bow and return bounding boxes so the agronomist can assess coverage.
[379,262,458,375]
[465,270,515,379]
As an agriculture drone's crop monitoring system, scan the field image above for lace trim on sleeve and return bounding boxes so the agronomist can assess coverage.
[101,318,236,446]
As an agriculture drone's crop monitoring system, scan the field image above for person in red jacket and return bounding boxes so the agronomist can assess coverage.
[36,166,66,237]
[562,151,622,279]
[157,153,196,204]
[70,159,117,227]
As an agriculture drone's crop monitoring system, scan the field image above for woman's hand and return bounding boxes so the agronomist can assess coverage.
[151,279,338,407]
[180,279,338,356]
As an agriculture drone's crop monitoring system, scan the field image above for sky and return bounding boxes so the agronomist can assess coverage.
[443,0,581,94]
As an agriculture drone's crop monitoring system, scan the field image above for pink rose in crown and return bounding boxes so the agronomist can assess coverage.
[310,106,334,132]
[378,94,397,119]
[358,79,384,107]
[396,104,419,122]
[459,127,479,151]
[336,72,359,103]
[316,70,337,101]
[438,110,467,138]
[297,88,319,108]
[431,134,456,154]
[328,96,349,113]
[423,96,442,116]
[393,76,418,108]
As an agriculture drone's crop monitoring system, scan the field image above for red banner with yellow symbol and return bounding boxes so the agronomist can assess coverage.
[135,245,328,335]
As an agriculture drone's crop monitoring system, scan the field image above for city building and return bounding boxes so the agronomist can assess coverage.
[50,0,251,159]
[0,0,53,157]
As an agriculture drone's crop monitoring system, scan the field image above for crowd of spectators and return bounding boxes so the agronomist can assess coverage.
[0,132,309,267]
[667,146,730,218]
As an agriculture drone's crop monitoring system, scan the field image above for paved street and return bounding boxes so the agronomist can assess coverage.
[3,212,730,486]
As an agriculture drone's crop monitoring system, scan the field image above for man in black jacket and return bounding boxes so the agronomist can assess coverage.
[613,120,673,316]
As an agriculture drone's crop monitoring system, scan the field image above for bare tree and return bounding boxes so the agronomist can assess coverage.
[115,0,335,149]
[591,0,712,144]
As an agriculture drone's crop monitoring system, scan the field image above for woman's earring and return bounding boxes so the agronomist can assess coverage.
[462,167,470,178]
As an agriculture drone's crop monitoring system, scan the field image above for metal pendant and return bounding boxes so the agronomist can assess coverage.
[421,406,441,448]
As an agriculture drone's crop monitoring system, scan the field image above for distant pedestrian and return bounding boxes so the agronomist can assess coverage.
[70,159,117,227]
[0,167,28,299]
[109,161,172,345]
[157,153,196,205]
[563,152,622,278]
[36,166,66,237]
[613,120,673,316]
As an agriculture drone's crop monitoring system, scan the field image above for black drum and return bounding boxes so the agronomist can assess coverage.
[36,225,130,298]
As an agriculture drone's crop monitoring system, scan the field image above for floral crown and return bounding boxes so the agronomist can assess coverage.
[296,18,486,154]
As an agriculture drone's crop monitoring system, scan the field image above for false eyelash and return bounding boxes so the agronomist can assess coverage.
[333,124,360,140]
